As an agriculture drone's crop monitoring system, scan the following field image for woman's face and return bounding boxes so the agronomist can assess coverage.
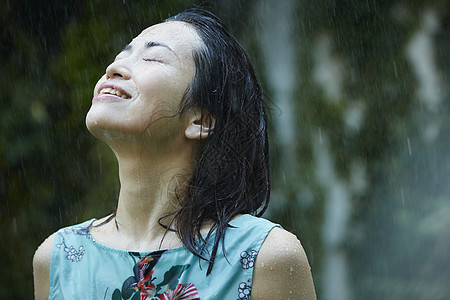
[86,21,202,144]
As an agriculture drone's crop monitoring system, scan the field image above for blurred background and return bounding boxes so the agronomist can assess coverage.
[1,0,449,298]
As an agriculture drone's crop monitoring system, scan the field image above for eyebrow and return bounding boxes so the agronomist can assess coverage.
[146,41,174,52]
[121,41,173,53]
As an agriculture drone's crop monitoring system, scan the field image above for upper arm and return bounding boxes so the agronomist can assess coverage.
[251,227,317,300]
[33,232,56,300]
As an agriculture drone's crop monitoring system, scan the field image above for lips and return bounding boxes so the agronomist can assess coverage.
[96,83,132,100]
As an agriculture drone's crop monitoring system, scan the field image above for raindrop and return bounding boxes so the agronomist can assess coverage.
[59,208,63,225]
[400,188,405,207]
[407,137,412,156]
[319,127,323,144]
[13,217,17,235]
[393,61,398,78]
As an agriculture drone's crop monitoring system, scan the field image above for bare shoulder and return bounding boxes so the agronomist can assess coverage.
[251,227,317,300]
[33,232,57,300]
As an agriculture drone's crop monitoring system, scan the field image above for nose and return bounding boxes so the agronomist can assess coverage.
[105,60,131,80]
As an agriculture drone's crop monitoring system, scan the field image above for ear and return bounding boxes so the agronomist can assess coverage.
[184,108,215,140]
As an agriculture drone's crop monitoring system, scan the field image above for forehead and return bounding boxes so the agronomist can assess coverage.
[134,21,203,58]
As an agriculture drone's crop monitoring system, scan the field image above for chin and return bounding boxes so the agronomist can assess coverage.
[86,109,143,145]
[86,106,103,134]
[86,115,109,141]
[86,107,120,141]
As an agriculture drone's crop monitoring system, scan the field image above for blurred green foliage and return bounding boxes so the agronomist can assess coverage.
[1,0,449,299]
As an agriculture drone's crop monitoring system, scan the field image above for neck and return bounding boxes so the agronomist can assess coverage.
[110,139,197,243]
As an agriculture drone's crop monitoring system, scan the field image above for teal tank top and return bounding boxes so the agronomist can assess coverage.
[49,214,280,299]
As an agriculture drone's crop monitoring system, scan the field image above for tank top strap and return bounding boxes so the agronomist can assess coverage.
[199,214,281,299]
[49,219,96,299]
[224,214,282,263]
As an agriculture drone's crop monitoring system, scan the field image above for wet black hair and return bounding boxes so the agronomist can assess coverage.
[164,8,270,275]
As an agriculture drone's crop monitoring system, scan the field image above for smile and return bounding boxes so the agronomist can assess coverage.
[99,87,131,99]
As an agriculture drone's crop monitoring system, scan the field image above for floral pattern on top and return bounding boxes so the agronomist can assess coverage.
[111,251,200,300]
[156,283,200,300]
[237,282,251,300]
[239,250,257,269]
[55,223,92,262]
[237,249,258,299]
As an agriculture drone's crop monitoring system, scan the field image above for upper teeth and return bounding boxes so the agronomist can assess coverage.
[100,88,130,99]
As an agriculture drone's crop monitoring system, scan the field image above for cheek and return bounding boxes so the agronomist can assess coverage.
[139,73,187,111]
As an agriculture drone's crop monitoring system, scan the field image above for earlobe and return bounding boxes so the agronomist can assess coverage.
[184,110,215,140]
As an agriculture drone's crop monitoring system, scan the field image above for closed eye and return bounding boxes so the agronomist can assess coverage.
[143,58,162,63]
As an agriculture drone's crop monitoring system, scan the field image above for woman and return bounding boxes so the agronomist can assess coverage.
[33,9,316,299]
